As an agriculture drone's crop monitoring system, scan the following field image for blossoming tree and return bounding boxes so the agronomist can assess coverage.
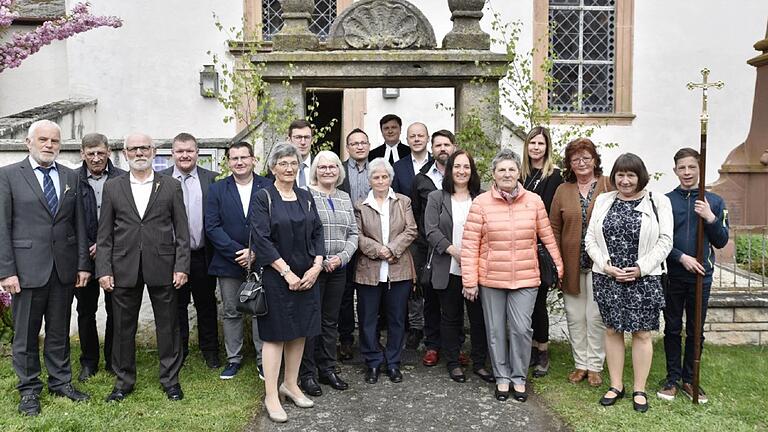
[0,0,122,73]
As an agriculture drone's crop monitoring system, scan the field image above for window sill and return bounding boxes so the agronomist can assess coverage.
[550,113,636,126]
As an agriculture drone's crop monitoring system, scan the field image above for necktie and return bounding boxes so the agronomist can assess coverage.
[37,166,58,215]
[298,162,307,188]
[181,174,203,249]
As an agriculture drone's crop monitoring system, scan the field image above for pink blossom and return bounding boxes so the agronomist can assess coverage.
[0,1,122,72]
[0,290,10,308]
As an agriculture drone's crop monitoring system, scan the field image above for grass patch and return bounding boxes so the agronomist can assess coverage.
[534,342,768,432]
[0,345,264,431]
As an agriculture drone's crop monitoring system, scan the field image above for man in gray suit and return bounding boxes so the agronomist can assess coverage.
[0,119,92,416]
[96,133,190,402]
[160,133,220,368]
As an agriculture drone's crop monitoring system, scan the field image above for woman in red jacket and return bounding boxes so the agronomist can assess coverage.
[461,148,563,402]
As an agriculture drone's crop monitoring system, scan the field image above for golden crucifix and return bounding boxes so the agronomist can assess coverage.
[685,68,723,405]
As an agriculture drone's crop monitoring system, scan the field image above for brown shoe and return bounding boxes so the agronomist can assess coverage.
[587,371,603,387]
[568,368,587,384]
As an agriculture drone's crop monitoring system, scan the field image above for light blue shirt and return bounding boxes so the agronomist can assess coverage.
[28,156,61,199]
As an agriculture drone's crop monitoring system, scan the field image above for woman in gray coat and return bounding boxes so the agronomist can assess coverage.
[424,150,492,384]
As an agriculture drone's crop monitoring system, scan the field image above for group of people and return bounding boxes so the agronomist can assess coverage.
[0,114,729,421]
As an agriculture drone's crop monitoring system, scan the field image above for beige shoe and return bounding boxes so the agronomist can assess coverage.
[568,368,587,384]
[264,399,287,423]
[587,371,603,387]
[279,383,314,408]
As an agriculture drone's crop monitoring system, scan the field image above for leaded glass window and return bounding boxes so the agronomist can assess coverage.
[549,0,615,113]
[262,0,337,41]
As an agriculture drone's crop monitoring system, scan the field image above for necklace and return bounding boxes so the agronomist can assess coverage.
[524,168,543,191]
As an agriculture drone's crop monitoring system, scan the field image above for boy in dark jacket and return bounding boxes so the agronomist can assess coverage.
[657,148,729,404]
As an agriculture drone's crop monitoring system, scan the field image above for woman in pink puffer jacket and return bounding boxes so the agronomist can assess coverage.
[461,148,563,403]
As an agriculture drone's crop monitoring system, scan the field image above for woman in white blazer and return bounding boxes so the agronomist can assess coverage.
[585,153,673,413]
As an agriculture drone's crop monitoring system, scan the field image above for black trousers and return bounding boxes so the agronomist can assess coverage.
[423,283,442,351]
[12,268,74,395]
[357,280,411,368]
[530,283,549,344]
[435,274,488,370]
[75,278,113,371]
[663,278,711,384]
[112,268,182,391]
[177,248,219,357]
[337,254,357,345]
[301,267,346,377]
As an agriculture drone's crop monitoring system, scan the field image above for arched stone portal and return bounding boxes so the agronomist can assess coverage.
[252,0,508,153]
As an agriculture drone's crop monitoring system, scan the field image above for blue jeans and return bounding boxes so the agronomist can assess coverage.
[357,280,411,368]
[662,278,711,384]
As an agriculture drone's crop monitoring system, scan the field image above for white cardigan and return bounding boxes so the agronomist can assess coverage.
[585,190,673,277]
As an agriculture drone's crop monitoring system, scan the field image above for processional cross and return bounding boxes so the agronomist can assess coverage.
[686,68,723,405]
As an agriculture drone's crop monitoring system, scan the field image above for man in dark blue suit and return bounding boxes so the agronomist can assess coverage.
[205,142,272,380]
[161,133,221,368]
[392,122,432,349]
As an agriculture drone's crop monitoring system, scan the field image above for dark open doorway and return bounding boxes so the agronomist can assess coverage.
[306,89,343,156]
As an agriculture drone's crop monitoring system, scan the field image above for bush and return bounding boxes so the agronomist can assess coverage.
[734,233,767,275]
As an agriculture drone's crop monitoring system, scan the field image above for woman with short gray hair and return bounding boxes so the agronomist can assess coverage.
[461,148,563,402]
[298,150,357,395]
[267,142,300,171]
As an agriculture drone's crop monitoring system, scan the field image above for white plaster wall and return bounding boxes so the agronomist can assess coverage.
[0,31,70,117]
[365,0,768,193]
[64,0,242,139]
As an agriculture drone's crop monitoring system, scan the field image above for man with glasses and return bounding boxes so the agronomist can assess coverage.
[161,133,221,369]
[0,120,92,416]
[287,119,314,189]
[96,133,190,402]
[337,128,372,360]
[75,133,126,382]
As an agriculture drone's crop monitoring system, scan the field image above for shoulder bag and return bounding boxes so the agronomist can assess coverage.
[236,189,271,316]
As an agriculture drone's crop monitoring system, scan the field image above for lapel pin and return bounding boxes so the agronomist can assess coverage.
[155,182,160,192]
[64,184,71,194]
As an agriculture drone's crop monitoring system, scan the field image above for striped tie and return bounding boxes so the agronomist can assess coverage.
[37,166,59,215]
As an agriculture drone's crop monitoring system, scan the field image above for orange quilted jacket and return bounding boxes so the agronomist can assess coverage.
[461,186,564,290]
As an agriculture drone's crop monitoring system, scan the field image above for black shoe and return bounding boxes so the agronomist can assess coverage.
[164,384,184,401]
[78,365,97,382]
[387,368,403,383]
[494,386,510,401]
[473,368,496,383]
[319,371,349,390]
[449,367,466,383]
[203,353,221,369]
[633,391,649,413]
[338,343,354,361]
[365,367,380,384]
[18,394,40,416]
[299,376,323,396]
[512,386,528,402]
[599,386,625,406]
[105,387,133,403]
[405,329,423,349]
[49,383,90,402]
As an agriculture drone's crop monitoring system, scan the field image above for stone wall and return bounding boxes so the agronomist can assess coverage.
[704,291,768,345]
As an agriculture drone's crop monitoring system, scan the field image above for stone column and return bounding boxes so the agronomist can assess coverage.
[442,0,490,50]
[710,21,768,226]
[454,80,500,146]
[262,81,306,155]
[272,0,319,51]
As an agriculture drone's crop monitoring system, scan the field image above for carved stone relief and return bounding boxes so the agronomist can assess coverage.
[328,0,437,50]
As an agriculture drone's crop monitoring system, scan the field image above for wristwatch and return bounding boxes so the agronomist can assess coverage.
[279,266,291,277]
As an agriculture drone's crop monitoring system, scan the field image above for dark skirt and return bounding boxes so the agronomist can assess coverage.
[257,268,321,341]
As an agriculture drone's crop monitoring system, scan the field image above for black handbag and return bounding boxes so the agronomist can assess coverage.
[236,190,270,316]
[649,192,670,291]
[418,249,434,289]
[537,243,560,289]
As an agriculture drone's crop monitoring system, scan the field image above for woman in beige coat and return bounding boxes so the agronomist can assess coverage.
[354,158,418,385]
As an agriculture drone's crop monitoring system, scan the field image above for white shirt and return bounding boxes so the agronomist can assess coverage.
[28,156,61,200]
[129,171,155,219]
[236,179,253,217]
[411,154,430,175]
[426,163,444,190]
[362,188,397,282]
[449,197,472,275]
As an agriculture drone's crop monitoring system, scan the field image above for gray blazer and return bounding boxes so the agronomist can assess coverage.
[424,190,456,291]
[95,172,190,287]
[0,158,90,287]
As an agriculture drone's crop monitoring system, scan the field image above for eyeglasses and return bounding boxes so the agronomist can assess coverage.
[570,156,594,165]
[290,135,312,142]
[125,145,153,154]
[317,165,338,172]
[348,141,369,147]
[276,161,300,169]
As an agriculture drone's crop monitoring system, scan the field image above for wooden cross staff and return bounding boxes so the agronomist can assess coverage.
[686,68,723,405]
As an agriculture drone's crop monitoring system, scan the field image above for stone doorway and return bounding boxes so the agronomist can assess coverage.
[307,88,343,155]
